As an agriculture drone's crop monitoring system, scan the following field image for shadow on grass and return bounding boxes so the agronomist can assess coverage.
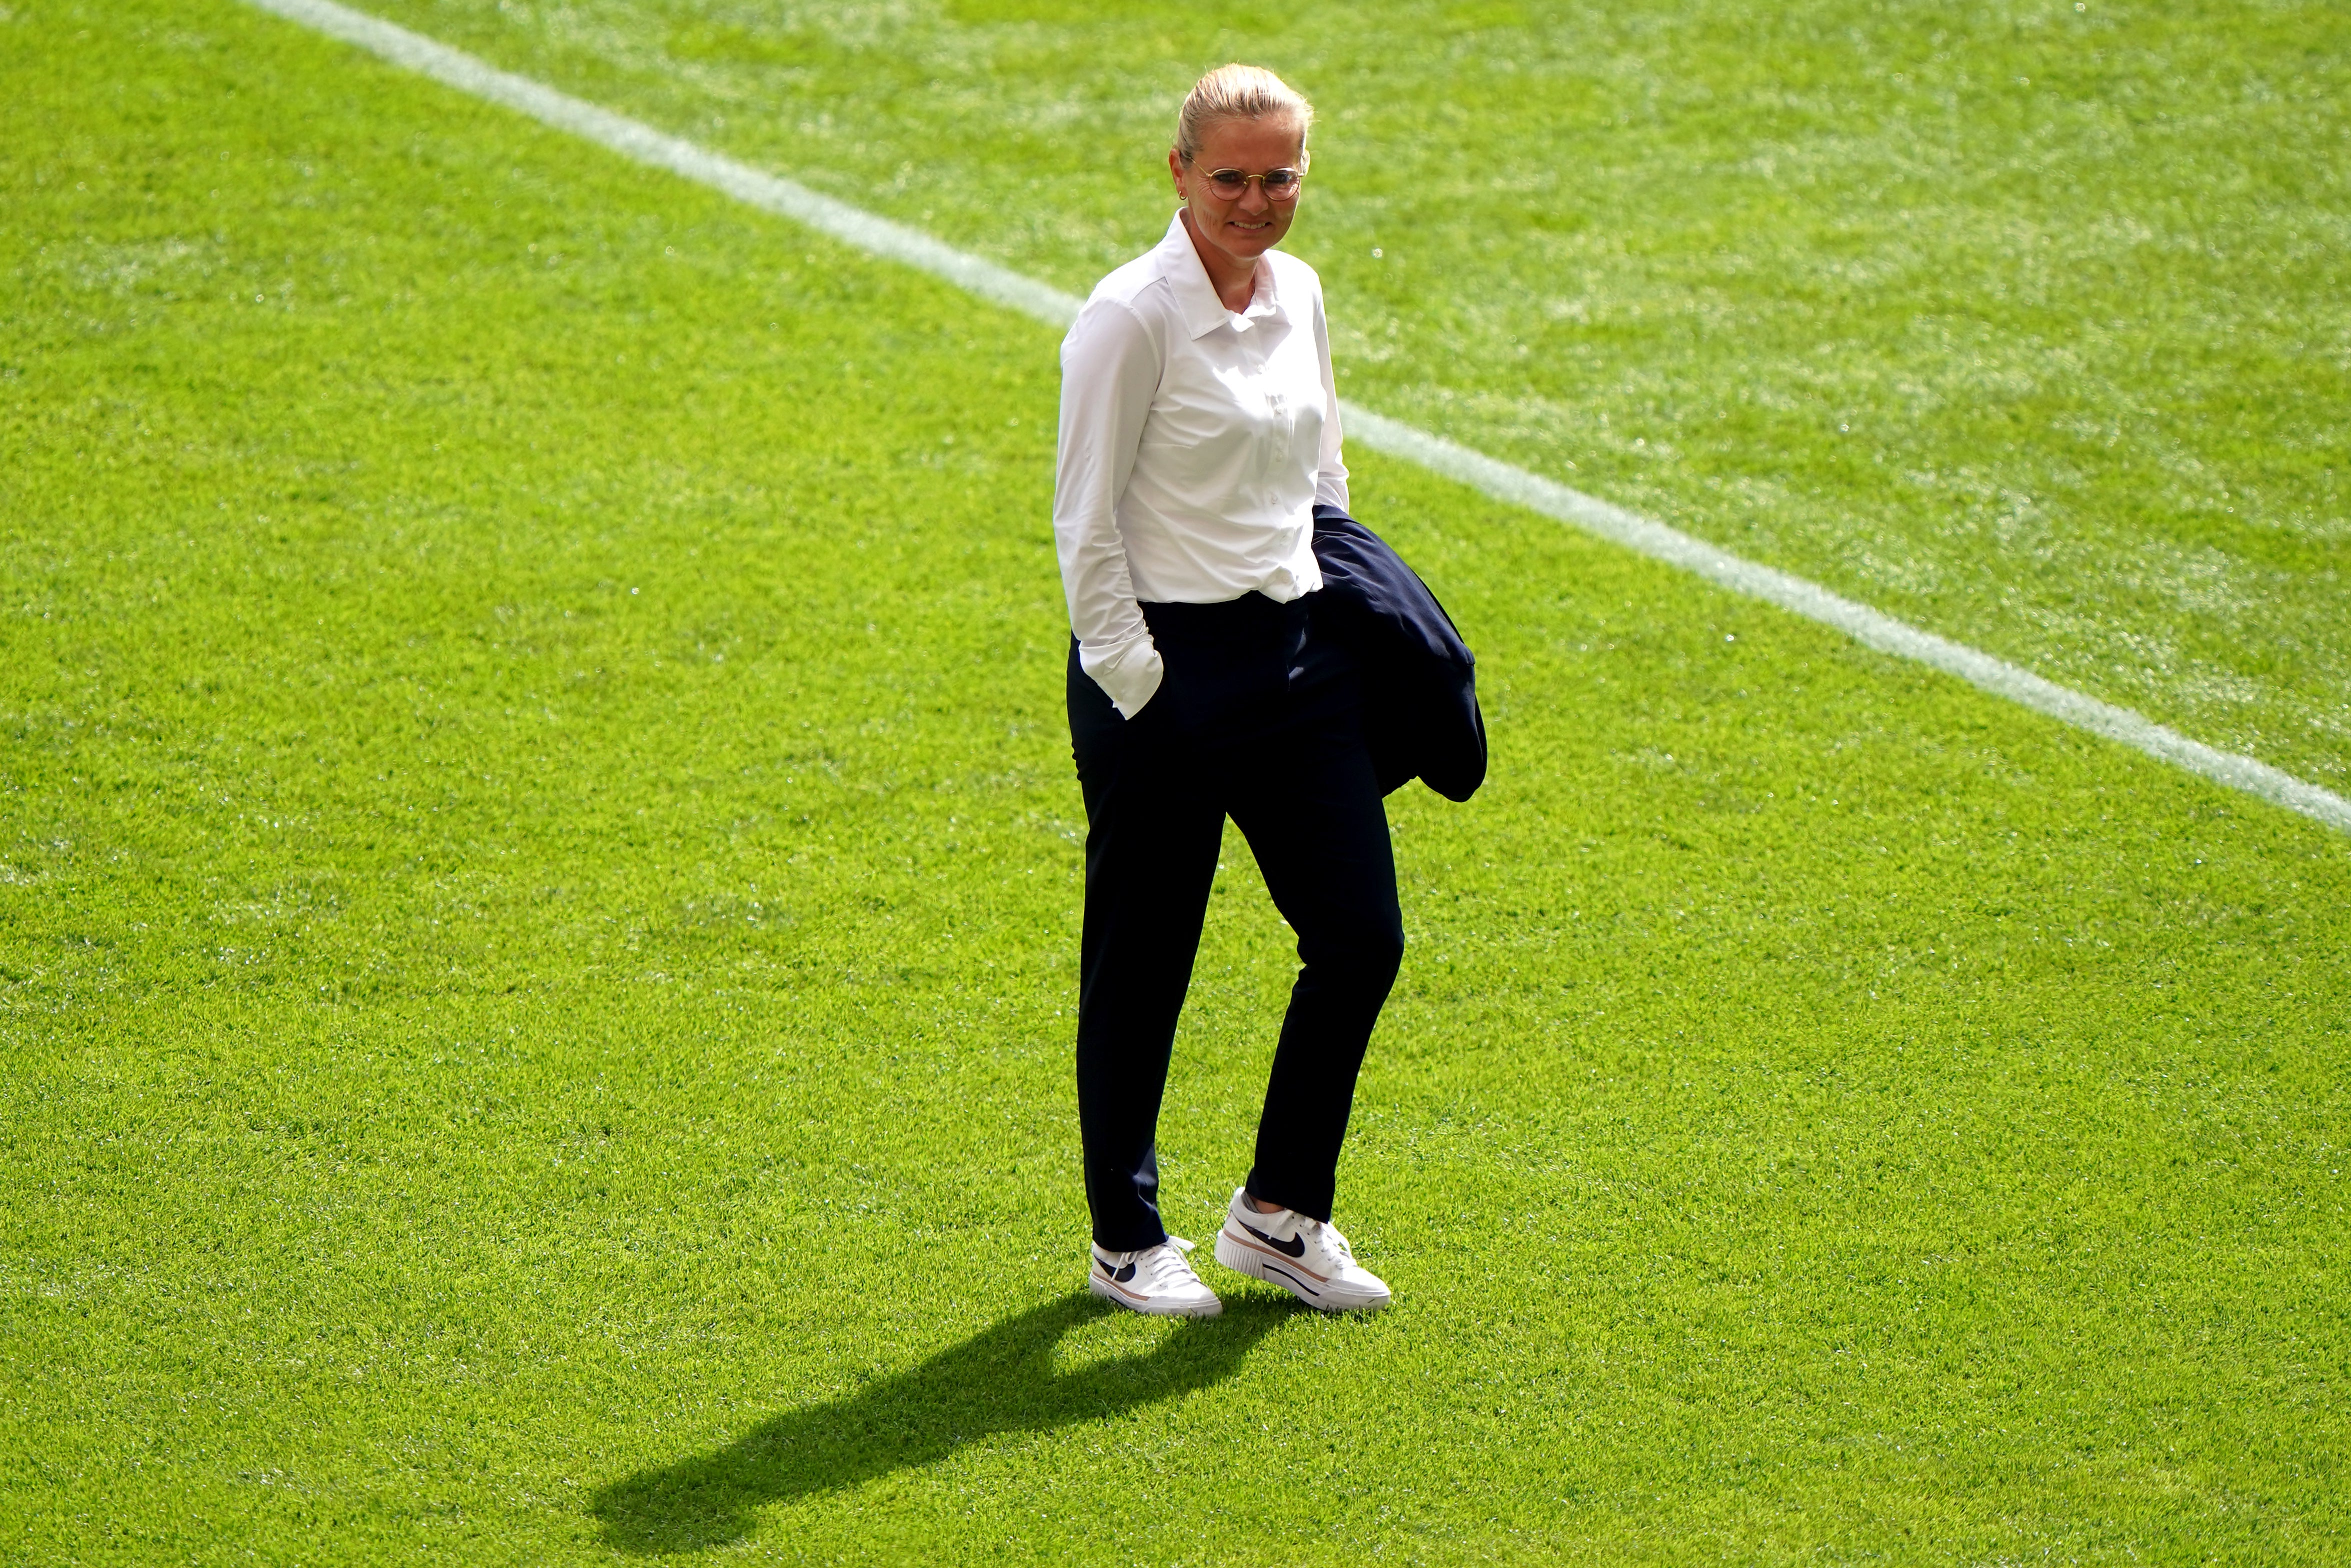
[591,1290,1289,1552]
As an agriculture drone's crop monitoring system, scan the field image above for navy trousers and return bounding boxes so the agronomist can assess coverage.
[1068,593,1405,1251]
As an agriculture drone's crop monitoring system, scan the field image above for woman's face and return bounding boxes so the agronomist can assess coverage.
[1169,114,1305,271]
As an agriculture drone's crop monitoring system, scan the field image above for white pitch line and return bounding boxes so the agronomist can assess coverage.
[239,0,2351,836]
[1345,410,2351,832]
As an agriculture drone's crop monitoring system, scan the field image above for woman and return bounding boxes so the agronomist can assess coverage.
[1053,64,1397,1317]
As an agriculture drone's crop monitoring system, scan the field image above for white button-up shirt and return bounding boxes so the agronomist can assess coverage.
[1053,211,1350,717]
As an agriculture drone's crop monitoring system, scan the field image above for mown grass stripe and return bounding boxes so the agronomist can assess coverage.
[237,0,2351,837]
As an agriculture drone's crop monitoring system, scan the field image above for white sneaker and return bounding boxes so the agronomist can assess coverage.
[1087,1236,1223,1317]
[1214,1188,1390,1312]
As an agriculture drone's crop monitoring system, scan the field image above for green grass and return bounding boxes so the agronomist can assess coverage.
[4,0,2349,1562]
[339,0,2351,790]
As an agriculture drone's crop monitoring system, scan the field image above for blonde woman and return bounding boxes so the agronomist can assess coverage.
[1054,64,1396,1317]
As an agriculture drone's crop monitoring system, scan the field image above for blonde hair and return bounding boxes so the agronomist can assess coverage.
[1174,63,1313,169]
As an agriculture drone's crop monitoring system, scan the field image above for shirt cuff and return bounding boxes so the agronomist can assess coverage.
[1079,630,1165,720]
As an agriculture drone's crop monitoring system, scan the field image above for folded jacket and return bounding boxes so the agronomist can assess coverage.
[1308,503,1487,802]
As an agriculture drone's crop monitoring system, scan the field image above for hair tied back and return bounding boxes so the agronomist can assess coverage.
[1175,63,1314,168]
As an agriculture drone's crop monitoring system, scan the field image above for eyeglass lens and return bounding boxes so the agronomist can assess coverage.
[1206,168,1302,199]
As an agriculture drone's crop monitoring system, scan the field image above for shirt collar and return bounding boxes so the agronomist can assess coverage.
[1156,210,1284,339]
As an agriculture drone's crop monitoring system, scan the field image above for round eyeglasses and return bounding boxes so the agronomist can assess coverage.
[1197,166,1305,202]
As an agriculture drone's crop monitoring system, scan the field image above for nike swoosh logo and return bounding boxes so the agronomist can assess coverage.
[1242,1221,1306,1258]
[1099,1260,1137,1283]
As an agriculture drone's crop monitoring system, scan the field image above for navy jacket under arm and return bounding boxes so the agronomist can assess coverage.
[1309,505,1487,803]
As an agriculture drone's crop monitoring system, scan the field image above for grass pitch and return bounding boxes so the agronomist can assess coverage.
[344,0,2351,792]
[5,1,2349,1562]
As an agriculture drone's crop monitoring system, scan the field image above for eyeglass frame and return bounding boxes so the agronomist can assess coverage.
[1188,165,1307,202]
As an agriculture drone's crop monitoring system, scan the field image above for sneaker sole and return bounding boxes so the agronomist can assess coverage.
[1086,1270,1223,1318]
[1214,1225,1389,1313]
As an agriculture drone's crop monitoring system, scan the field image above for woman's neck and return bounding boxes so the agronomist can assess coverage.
[1180,210,1259,314]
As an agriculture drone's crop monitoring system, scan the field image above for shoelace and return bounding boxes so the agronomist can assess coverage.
[1138,1236,1200,1287]
[1299,1218,1355,1264]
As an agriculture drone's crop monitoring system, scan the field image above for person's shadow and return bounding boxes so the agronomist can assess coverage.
[591,1290,1290,1553]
